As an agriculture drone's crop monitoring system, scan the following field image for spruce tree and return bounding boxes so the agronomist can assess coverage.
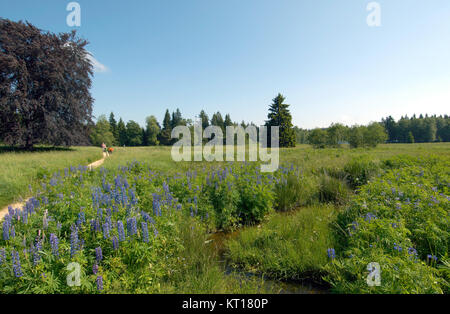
[159,109,173,145]
[265,94,295,147]
[109,112,118,145]
[117,118,127,146]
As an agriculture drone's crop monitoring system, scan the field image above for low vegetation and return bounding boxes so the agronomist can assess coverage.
[0,143,448,293]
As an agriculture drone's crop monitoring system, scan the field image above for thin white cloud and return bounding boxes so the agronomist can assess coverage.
[86,52,109,73]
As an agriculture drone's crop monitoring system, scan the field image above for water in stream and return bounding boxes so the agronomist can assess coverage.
[208,231,328,294]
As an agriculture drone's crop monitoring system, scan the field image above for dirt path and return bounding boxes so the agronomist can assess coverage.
[0,157,106,221]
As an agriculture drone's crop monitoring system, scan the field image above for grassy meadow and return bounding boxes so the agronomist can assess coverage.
[0,146,102,209]
[0,142,448,293]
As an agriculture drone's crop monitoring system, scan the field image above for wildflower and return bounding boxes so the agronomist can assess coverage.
[327,248,336,259]
[102,223,110,239]
[49,233,59,256]
[2,218,10,240]
[141,222,149,243]
[96,275,103,291]
[427,254,438,262]
[93,263,99,274]
[127,217,137,236]
[33,238,42,265]
[112,236,119,250]
[117,221,125,242]
[407,247,417,256]
[364,213,377,222]
[11,251,23,278]
[393,243,402,252]
[95,247,103,263]
[70,225,79,257]
[0,248,6,265]
[77,212,85,226]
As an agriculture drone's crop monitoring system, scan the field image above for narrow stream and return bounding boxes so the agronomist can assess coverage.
[208,231,328,294]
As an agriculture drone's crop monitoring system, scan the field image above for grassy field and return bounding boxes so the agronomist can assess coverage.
[0,143,448,293]
[0,146,102,209]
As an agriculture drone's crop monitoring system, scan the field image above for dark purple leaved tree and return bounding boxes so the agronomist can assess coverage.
[0,19,94,149]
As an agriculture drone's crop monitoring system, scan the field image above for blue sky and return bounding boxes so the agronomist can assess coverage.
[1,0,449,128]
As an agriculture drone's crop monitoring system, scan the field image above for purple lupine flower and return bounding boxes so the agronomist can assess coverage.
[153,199,160,216]
[112,236,119,250]
[327,248,336,259]
[11,250,23,277]
[2,218,10,240]
[141,222,149,243]
[364,213,377,222]
[50,233,59,256]
[77,212,85,226]
[95,247,103,263]
[96,276,103,291]
[93,263,99,274]
[0,248,6,265]
[10,225,15,238]
[393,243,402,252]
[117,221,125,242]
[153,226,159,238]
[126,217,137,236]
[33,238,42,265]
[70,225,79,257]
[102,223,110,239]
[427,254,438,262]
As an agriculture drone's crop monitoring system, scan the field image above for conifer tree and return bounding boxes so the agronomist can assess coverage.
[265,94,295,147]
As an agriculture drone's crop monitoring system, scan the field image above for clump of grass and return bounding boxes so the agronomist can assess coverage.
[343,156,380,189]
[274,174,318,211]
[317,174,351,205]
[225,205,337,284]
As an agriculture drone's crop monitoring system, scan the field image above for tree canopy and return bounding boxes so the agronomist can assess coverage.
[0,19,94,149]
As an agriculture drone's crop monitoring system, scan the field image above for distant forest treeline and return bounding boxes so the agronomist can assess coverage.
[93,93,298,148]
[91,109,259,147]
[295,114,450,145]
[93,110,449,148]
